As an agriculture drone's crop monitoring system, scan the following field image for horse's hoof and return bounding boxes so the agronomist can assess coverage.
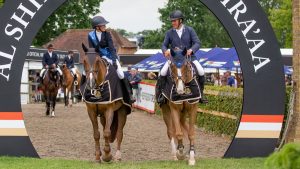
[95,156,101,163]
[176,150,186,160]
[188,159,196,166]
[102,154,113,162]
[114,151,122,162]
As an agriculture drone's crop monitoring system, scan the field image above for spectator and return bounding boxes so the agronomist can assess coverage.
[221,73,227,86]
[226,71,235,87]
[127,68,142,102]
[211,74,220,86]
[34,72,42,102]
[147,72,157,80]
[124,67,131,79]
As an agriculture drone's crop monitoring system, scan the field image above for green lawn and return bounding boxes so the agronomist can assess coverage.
[0,157,266,169]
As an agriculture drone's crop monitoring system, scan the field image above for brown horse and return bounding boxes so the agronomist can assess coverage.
[62,65,81,107]
[160,49,199,166]
[41,68,60,117]
[82,45,130,162]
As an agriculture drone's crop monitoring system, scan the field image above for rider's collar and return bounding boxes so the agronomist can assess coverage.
[174,24,184,31]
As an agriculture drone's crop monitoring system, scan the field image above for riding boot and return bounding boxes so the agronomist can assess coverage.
[60,75,64,86]
[198,75,208,104]
[74,74,77,82]
[156,76,166,106]
[112,62,118,70]
[121,78,136,104]
[73,74,81,98]
[81,75,86,86]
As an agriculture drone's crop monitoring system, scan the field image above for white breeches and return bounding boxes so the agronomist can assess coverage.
[41,67,62,76]
[70,68,77,76]
[160,60,205,76]
[192,60,205,76]
[102,56,124,79]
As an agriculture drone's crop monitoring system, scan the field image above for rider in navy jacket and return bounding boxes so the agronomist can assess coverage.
[40,44,63,85]
[42,52,59,67]
[63,52,75,69]
[63,50,79,81]
[158,10,208,104]
[82,16,135,104]
[162,26,201,58]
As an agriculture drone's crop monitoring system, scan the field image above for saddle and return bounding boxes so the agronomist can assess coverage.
[80,64,131,113]
[42,69,58,80]
[157,63,201,104]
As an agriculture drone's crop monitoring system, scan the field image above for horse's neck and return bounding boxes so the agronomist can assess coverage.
[97,61,107,83]
[63,69,72,78]
[43,72,56,86]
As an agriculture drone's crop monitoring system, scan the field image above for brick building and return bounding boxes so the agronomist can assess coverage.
[43,29,138,63]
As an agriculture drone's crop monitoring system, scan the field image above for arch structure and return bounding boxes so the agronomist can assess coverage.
[0,0,285,158]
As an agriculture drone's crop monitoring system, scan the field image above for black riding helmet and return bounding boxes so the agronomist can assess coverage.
[169,10,184,21]
[91,16,109,29]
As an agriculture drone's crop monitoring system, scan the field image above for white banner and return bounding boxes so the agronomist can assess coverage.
[133,82,156,114]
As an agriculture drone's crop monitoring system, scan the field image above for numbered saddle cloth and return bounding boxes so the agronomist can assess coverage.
[80,64,131,112]
[162,76,201,104]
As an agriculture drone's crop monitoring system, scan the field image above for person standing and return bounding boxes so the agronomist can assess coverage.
[127,68,142,102]
[157,10,208,104]
[226,71,235,87]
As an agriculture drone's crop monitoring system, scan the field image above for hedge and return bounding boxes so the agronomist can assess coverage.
[148,80,291,138]
[265,143,300,169]
[197,86,291,137]
[197,86,243,137]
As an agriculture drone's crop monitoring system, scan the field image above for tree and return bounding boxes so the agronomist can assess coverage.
[0,0,4,7]
[140,30,165,49]
[33,0,103,46]
[268,0,292,48]
[259,0,292,48]
[143,0,232,49]
[259,0,281,16]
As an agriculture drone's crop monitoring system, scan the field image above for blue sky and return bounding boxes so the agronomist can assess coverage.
[99,0,168,33]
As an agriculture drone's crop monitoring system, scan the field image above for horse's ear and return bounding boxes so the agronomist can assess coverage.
[82,43,88,53]
[182,48,187,56]
[170,49,176,57]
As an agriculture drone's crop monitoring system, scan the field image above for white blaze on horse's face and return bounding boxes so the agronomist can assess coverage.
[177,68,185,94]
[89,72,95,87]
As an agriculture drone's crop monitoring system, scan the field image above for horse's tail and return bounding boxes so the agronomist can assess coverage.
[109,111,118,143]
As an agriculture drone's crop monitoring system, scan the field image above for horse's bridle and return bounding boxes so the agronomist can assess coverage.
[85,54,108,96]
[168,56,195,84]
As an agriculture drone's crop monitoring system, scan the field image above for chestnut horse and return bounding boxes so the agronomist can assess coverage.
[41,68,60,117]
[62,65,81,107]
[82,45,130,162]
[160,49,199,166]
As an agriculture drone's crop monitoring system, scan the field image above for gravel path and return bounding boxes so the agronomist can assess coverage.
[22,103,231,161]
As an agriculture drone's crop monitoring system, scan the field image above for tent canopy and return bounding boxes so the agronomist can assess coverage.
[132,50,207,71]
[202,48,240,69]
[132,47,241,72]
